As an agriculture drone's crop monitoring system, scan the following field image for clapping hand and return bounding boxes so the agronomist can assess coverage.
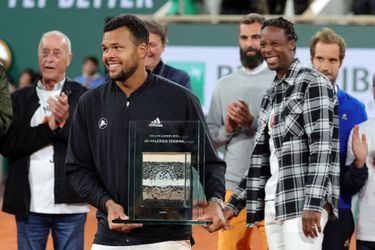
[225,100,254,133]
[47,92,69,128]
[352,125,367,168]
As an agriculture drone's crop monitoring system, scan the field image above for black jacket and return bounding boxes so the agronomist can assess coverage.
[0,79,86,218]
[65,73,225,246]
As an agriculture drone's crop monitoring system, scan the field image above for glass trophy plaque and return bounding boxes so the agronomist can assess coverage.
[113,121,210,225]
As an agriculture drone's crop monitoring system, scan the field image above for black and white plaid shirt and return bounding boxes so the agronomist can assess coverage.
[227,59,340,226]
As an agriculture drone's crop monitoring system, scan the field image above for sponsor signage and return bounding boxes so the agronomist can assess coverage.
[5,0,162,11]
[165,46,375,117]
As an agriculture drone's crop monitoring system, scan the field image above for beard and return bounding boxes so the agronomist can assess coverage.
[109,64,137,82]
[240,48,263,69]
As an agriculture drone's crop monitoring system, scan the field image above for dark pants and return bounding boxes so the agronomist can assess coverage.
[357,240,375,250]
[322,208,354,250]
[16,212,86,250]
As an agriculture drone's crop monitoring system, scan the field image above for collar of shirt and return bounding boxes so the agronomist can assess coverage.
[335,84,345,99]
[335,84,340,96]
[336,85,346,104]
[240,61,268,75]
[37,78,65,91]
[272,58,303,87]
[112,70,153,98]
[153,60,164,75]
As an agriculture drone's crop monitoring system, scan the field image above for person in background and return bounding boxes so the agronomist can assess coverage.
[0,30,88,250]
[143,18,192,90]
[206,13,274,250]
[74,56,106,89]
[65,14,226,249]
[18,68,39,89]
[0,62,12,137]
[168,0,200,15]
[212,17,341,250]
[346,75,375,250]
[310,27,368,250]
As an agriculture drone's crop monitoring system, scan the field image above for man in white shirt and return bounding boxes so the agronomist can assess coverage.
[346,76,375,250]
[0,30,88,250]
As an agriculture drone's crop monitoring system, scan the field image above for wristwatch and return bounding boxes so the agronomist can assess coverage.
[209,197,225,210]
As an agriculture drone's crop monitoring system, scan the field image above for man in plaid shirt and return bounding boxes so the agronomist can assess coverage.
[214,17,340,249]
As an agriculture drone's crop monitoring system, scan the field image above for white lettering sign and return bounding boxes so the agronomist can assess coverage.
[164,46,375,117]
[8,0,16,8]
[8,0,46,8]
[24,0,35,8]
[137,0,152,8]
[76,0,90,8]
[8,0,153,8]
[107,0,117,8]
[120,0,133,8]
[92,0,101,8]
[58,0,74,8]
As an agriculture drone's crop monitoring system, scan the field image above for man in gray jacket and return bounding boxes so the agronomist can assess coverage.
[206,13,274,250]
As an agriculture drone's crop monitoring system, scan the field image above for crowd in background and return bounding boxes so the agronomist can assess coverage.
[167,0,375,16]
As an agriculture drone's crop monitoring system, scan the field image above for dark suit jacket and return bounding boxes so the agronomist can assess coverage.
[0,79,86,218]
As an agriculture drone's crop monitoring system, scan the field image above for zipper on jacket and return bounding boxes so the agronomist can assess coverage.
[125,97,130,110]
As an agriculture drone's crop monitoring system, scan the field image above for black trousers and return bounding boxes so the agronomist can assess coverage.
[322,209,354,250]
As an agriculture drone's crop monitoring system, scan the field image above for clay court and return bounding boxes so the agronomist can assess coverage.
[0,205,222,250]
[0,202,355,249]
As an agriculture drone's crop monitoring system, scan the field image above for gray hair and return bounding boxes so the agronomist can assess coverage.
[38,30,72,54]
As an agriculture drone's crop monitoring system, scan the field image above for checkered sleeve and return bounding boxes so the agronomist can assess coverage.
[226,171,247,215]
[302,74,338,212]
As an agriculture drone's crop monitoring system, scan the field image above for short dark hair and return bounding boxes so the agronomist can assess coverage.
[20,68,38,82]
[104,14,149,45]
[21,68,35,77]
[262,17,298,42]
[83,56,99,66]
[144,19,168,45]
[240,13,266,25]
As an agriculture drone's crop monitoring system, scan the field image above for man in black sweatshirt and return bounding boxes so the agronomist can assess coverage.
[65,14,226,249]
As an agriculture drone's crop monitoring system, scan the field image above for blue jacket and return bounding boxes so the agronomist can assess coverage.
[153,60,192,90]
[74,74,106,89]
[337,86,368,209]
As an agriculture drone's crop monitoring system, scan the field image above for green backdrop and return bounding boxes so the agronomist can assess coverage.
[1,2,375,82]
